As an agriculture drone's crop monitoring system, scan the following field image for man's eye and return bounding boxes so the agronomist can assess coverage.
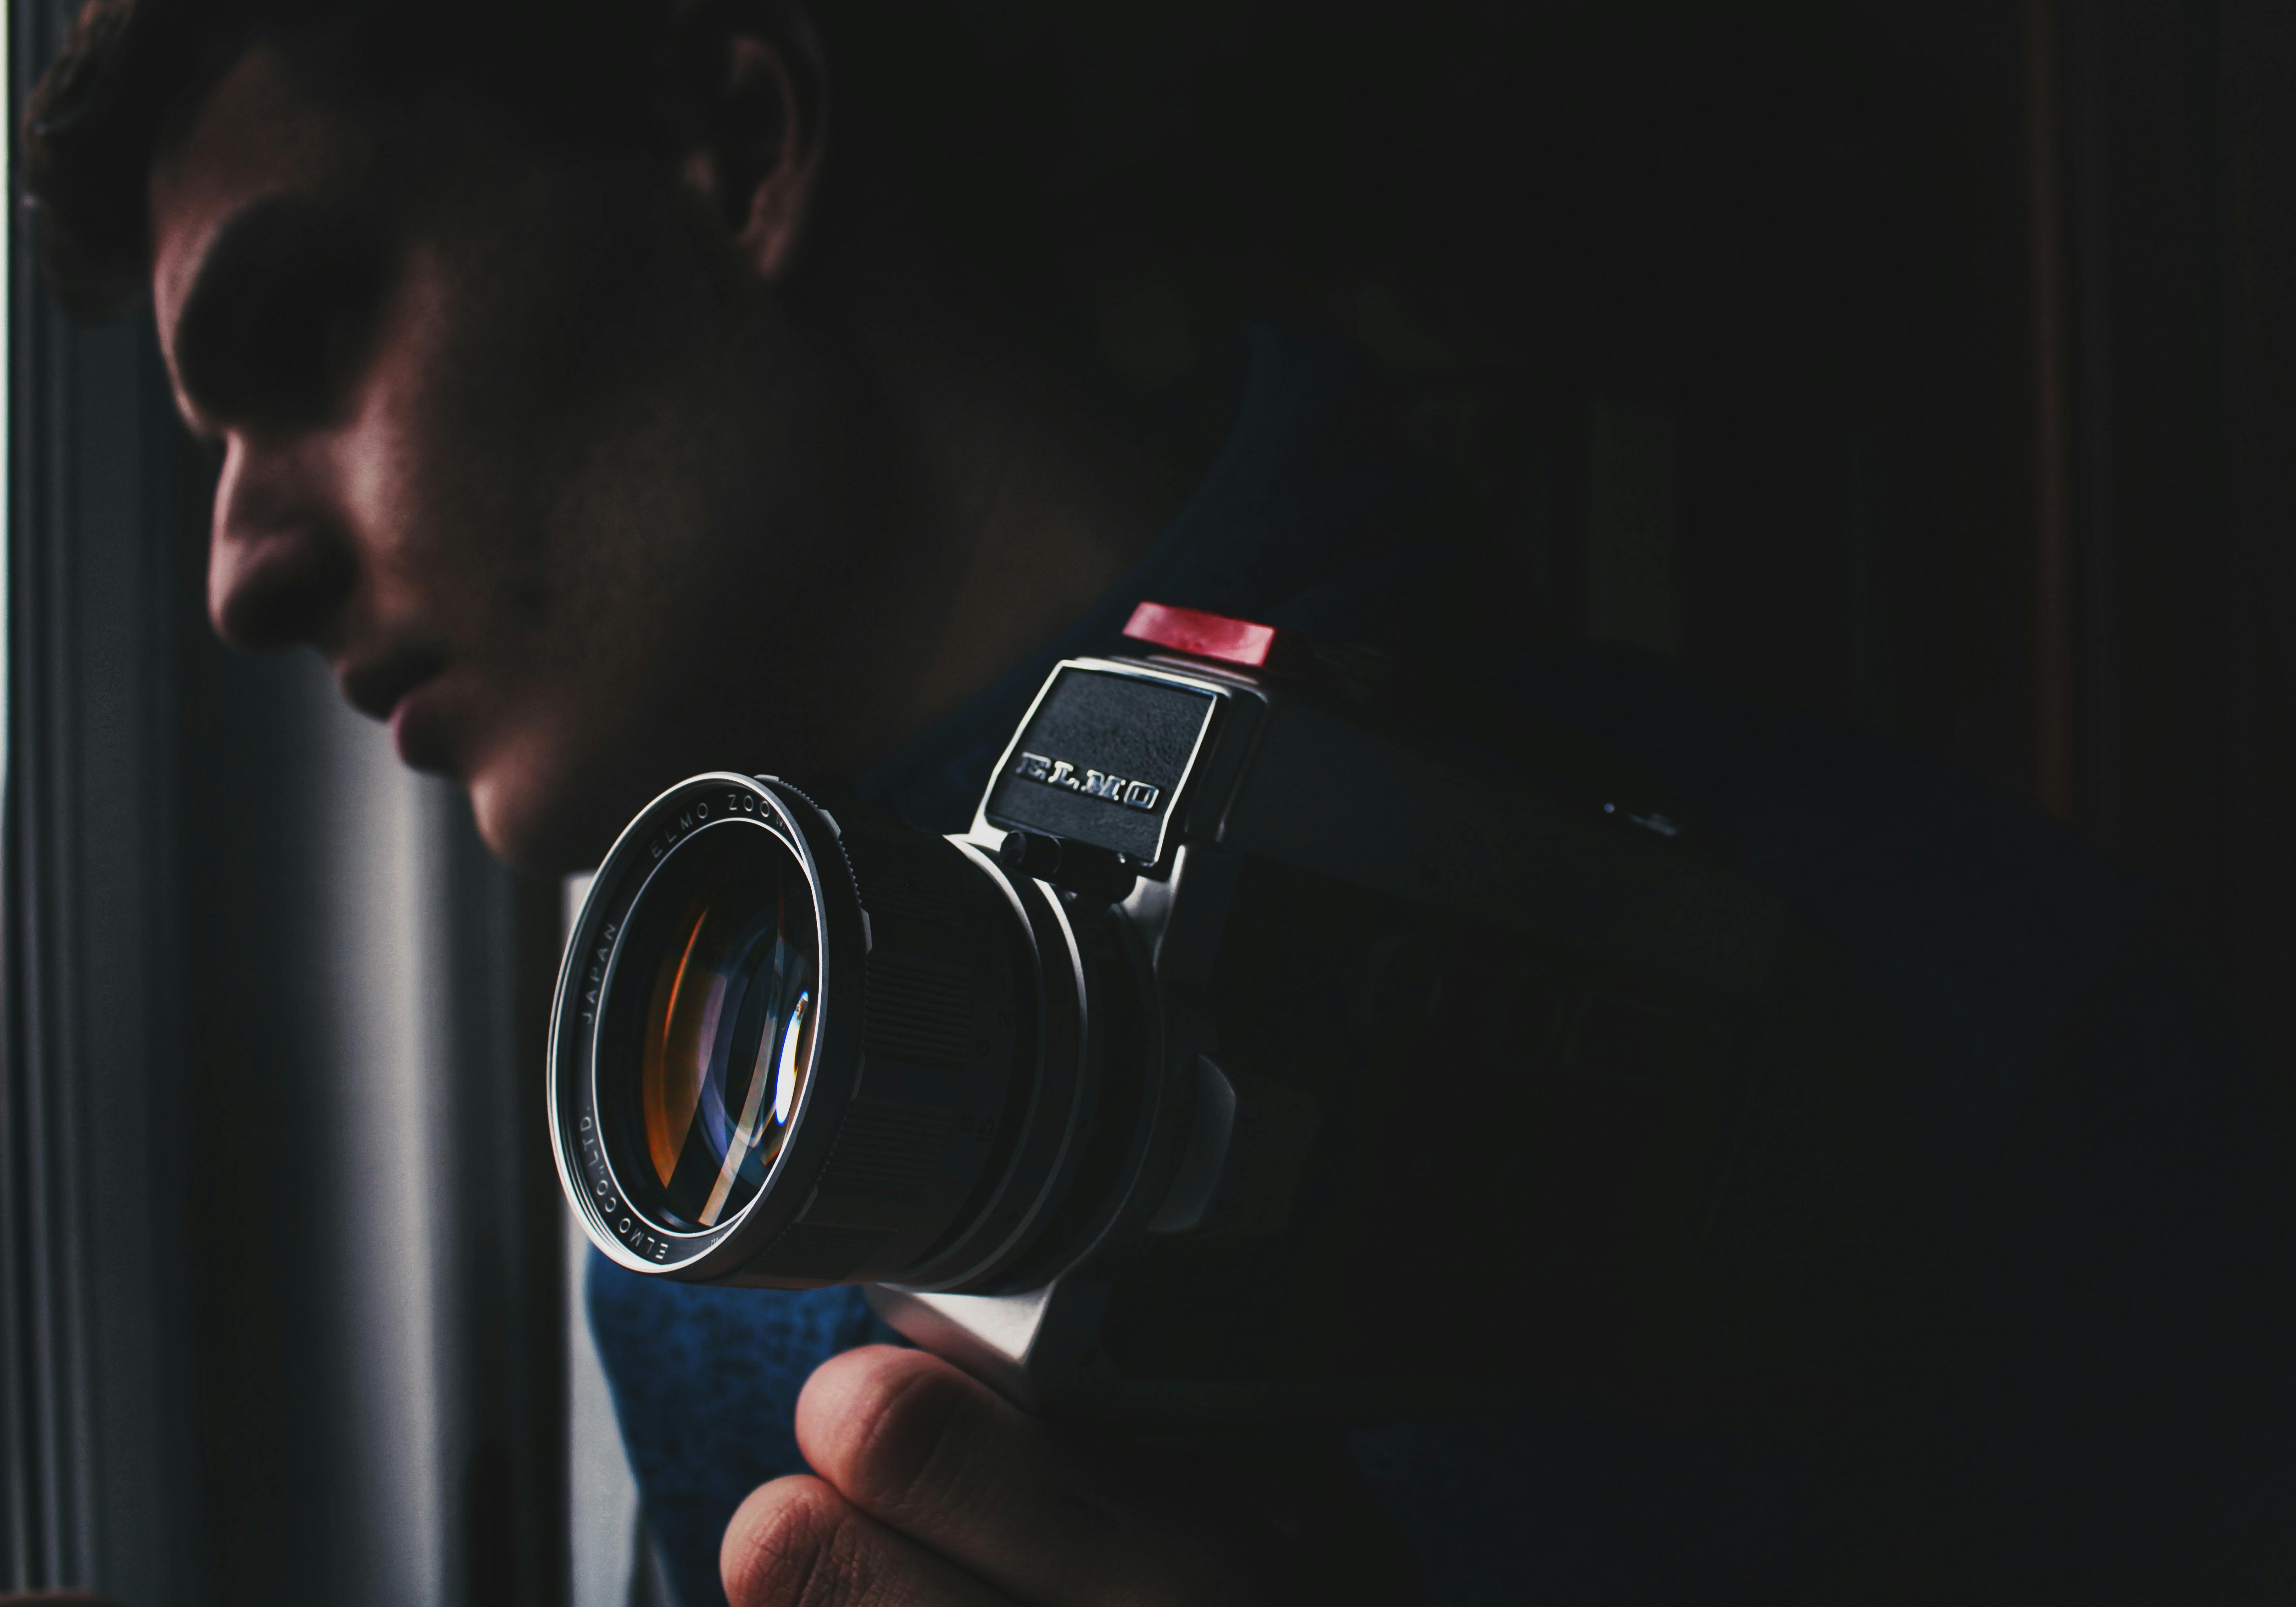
[173,201,395,433]
[239,253,384,423]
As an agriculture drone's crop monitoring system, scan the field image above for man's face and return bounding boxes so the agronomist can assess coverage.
[148,43,883,871]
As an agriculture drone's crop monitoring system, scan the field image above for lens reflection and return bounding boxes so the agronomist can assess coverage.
[615,822,818,1230]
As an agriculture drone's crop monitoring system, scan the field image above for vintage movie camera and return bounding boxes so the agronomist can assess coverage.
[550,602,1794,1423]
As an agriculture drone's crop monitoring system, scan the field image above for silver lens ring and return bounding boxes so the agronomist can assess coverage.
[550,775,1045,1289]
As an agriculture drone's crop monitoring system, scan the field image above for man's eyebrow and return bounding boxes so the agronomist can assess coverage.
[168,192,376,424]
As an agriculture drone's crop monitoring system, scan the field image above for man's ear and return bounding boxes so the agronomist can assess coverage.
[674,0,827,283]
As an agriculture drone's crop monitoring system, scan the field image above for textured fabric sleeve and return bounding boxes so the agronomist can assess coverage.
[586,1258,895,1607]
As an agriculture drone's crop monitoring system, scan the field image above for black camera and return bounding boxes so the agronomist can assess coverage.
[550,602,1794,1424]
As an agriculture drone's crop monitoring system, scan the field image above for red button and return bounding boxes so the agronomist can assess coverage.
[1121,601,1282,668]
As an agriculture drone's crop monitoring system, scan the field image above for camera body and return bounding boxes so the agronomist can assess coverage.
[553,604,1793,1424]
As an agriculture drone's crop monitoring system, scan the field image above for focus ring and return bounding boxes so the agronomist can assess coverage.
[744,804,1020,1284]
[862,953,972,1068]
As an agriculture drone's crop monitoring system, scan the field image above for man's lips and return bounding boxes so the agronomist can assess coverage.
[387,676,459,773]
[340,651,446,723]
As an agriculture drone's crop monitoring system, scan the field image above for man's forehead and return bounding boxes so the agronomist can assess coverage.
[148,41,381,345]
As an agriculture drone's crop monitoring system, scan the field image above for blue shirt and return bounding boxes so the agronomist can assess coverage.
[589,327,2288,1605]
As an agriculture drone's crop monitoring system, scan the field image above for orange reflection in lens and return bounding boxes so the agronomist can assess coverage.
[641,896,713,1187]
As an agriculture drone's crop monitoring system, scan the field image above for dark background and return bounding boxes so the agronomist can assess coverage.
[966,0,2296,1093]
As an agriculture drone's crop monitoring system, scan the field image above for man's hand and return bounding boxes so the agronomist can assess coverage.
[721,1345,1265,1607]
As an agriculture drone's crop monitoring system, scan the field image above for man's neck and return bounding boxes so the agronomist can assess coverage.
[845,304,1192,763]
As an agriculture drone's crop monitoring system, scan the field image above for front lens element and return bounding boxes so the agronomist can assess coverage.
[604,822,819,1231]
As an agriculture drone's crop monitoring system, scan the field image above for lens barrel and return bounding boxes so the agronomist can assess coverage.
[552,775,1068,1288]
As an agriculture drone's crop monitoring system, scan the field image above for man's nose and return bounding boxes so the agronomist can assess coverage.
[207,433,358,652]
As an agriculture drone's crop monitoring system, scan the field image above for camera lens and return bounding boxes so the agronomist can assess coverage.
[557,773,1114,1291]
[600,820,818,1233]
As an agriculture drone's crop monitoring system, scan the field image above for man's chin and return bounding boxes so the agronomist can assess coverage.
[466,759,649,877]
[462,709,800,875]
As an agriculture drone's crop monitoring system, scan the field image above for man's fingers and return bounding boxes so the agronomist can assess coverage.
[794,1346,1253,1607]
[721,1471,1015,1607]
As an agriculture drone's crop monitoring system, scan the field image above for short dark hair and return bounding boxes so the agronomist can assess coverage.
[22,0,1117,327]
[21,0,693,319]
[23,0,1893,441]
